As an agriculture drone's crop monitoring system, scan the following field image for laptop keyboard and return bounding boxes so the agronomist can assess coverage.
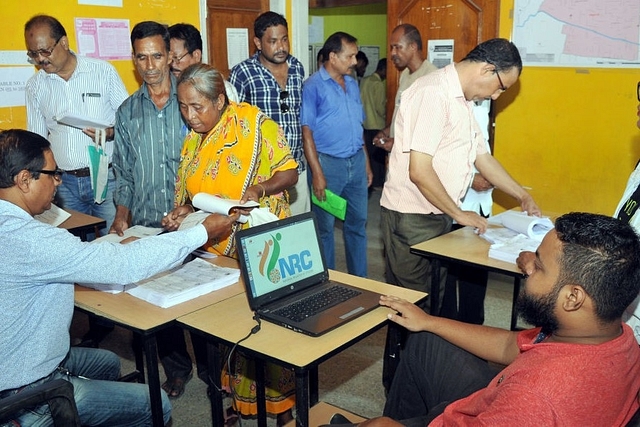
[273,285,362,322]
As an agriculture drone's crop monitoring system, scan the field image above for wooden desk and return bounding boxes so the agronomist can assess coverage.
[59,209,106,241]
[410,225,523,330]
[178,270,427,427]
[74,256,244,427]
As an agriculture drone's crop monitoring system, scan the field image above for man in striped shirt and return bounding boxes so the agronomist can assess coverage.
[24,15,128,236]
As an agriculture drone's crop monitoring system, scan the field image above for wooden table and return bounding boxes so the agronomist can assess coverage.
[74,256,244,427]
[410,225,524,330]
[59,209,106,241]
[178,270,427,427]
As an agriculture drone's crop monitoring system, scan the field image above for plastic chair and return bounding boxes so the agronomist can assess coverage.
[0,379,81,427]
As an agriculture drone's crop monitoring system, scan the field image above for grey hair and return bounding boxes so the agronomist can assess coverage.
[177,63,229,106]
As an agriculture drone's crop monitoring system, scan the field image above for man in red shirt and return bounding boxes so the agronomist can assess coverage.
[361,212,640,426]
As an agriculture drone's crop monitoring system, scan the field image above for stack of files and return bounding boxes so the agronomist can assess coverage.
[125,258,239,308]
[481,211,554,264]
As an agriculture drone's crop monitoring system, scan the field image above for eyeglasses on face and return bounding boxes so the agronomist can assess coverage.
[34,168,64,182]
[280,90,290,113]
[485,59,507,92]
[172,51,190,63]
[26,37,62,59]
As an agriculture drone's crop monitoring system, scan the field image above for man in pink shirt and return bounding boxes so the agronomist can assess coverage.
[380,38,541,391]
[342,213,640,426]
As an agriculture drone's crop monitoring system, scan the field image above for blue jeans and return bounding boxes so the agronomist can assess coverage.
[311,150,368,277]
[55,168,116,240]
[7,347,172,426]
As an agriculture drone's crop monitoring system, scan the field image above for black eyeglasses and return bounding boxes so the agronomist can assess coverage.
[486,60,507,92]
[280,90,290,113]
[34,168,64,181]
[172,51,190,63]
[26,37,62,59]
[637,81,639,102]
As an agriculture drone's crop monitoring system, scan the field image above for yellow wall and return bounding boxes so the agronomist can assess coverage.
[310,4,388,58]
[493,1,640,215]
[1,0,200,130]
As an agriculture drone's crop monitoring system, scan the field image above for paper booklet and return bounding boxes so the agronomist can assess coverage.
[125,258,239,308]
[56,113,111,130]
[480,211,554,264]
[35,204,71,227]
[191,193,260,224]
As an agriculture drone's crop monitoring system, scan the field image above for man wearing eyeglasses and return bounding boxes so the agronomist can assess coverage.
[229,11,308,214]
[0,128,238,427]
[168,23,239,103]
[380,38,540,309]
[24,14,128,237]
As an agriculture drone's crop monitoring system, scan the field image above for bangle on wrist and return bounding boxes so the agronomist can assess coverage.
[257,183,266,199]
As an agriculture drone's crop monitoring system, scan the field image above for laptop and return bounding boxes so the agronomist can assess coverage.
[235,212,382,336]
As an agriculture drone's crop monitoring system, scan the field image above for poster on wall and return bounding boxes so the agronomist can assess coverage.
[226,28,249,69]
[74,18,131,60]
[427,39,454,69]
[0,67,35,108]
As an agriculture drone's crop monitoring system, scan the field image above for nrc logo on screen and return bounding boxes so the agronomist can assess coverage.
[257,233,313,283]
[277,251,313,279]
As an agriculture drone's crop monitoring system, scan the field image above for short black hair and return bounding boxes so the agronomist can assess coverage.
[462,38,523,75]
[394,23,422,51]
[131,21,170,52]
[0,130,50,188]
[322,32,358,56]
[375,58,387,73]
[24,14,67,41]
[555,212,640,322]
[168,23,202,53]
[356,51,369,66]
[254,11,288,39]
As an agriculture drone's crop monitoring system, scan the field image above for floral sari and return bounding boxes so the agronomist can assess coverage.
[175,101,297,257]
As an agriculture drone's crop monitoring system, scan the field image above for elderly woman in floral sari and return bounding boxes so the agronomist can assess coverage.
[162,63,298,425]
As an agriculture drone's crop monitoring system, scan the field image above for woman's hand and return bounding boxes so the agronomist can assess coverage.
[161,205,195,231]
[241,184,264,204]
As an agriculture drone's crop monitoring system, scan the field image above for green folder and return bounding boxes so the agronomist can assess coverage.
[311,189,347,220]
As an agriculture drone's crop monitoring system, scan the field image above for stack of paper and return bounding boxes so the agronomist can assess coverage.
[125,258,239,308]
[481,211,554,264]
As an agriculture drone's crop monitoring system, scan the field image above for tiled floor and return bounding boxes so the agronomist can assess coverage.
[71,188,519,426]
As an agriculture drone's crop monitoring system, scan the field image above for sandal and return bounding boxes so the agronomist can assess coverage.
[161,372,193,399]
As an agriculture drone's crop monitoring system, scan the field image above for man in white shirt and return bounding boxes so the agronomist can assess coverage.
[24,14,128,237]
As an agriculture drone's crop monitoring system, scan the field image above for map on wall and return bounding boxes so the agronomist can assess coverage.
[512,0,640,68]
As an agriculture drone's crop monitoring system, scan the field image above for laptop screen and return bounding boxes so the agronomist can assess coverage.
[236,213,327,307]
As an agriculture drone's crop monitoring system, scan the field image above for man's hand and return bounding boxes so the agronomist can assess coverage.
[520,194,541,217]
[311,173,327,201]
[453,210,489,233]
[379,295,431,332]
[83,126,114,141]
[201,212,240,240]
[372,131,394,153]
[161,205,195,231]
[109,215,129,236]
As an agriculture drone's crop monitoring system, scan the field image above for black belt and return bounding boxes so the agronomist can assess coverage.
[64,164,112,177]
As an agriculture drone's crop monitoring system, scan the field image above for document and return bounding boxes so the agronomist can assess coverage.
[192,193,260,224]
[487,234,541,264]
[125,258,240,308]
[486,210,554,242]
[311,189,347,220]
[56,113,111,130]
[35,204,71,227]
[92,225,163,243]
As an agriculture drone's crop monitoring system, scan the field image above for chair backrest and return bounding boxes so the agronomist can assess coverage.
[0,379,81,427]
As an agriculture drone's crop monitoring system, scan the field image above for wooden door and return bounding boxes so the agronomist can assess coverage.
[385,0,500,123]
[206,0,269,78]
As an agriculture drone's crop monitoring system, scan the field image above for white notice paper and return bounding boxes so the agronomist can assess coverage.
[226,28,249,69]
[35,204,71,227]
[0,66,35,107]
